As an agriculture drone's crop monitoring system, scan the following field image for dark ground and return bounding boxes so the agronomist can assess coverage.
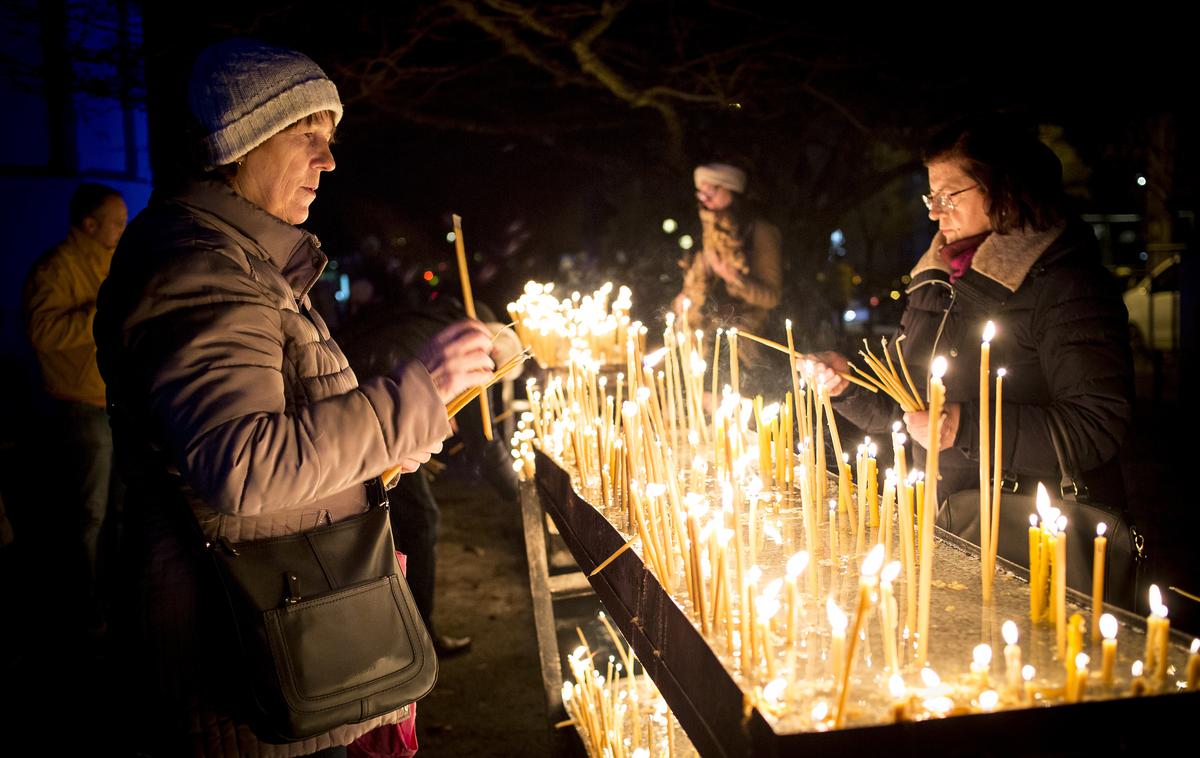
[412,467,556,757]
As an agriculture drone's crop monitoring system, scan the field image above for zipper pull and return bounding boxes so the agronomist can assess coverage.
[285,572,302,604]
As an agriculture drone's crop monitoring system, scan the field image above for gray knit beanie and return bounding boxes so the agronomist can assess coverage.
[188,38,343,169]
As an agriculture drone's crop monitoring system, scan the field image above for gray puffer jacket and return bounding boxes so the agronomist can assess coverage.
[95,179,448,757]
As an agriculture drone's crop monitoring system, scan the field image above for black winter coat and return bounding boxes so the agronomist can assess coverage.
[833,220,1133,509]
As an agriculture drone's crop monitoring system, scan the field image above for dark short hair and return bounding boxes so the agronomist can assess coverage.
[69,183,122,228]
[922,114,1067,234]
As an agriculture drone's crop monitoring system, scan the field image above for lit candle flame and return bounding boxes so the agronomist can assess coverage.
[1022,664,1035,682]
[643,347,668,368]
[973,644,993,667]
[1035,483,1051,522]
[1055,514,1068,533]
[920,667,940,688]
[979,690,999,710]
[997,367,1007,378]
[931,355,948,380]
[1097,522,1107,537]
[811,700,829,722]
[1003,620,1019,646]
[881,561,902,585]
[1075,653,1089,669]
[756,594,782,621]
[827,597,848,632]
[1190,639,1199,654]
[763,577,783,600]
[787,551,810,578]
[893,420,903,433]
[1100,613,1118,640]
[1029,513,1038,528]
[888,674,906,699]
[1132,660,1143,677]
[747,565,762,586]
[763,677,788,703]
[983,321,996,343]
[862,544,885,577]
[924,696,953,716]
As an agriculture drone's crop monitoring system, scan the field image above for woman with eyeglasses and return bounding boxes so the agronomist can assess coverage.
[806,113,1133,517]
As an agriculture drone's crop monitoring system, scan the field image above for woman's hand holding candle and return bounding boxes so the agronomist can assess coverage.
[801,351,852,397]
[902,403,961,451]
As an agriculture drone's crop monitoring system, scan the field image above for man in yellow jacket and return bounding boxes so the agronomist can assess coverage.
[22,182,127,636]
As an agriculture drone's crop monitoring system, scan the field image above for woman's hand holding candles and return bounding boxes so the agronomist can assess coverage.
[902,403,961,451]
[802,351,853,397]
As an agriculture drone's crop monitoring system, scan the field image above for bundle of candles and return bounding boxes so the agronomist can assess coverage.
[510,291,1199,732]
[560,613,697,758]
[507,281,637,369]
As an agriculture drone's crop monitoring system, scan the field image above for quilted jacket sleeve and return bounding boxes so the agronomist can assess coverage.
[111,233,449,517]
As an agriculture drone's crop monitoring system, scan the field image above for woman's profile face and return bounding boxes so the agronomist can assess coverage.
[926,159,992,243]
[696,181,734,212]
[233,112,336,225]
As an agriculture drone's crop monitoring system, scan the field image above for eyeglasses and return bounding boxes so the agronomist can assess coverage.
[922,184,978,212]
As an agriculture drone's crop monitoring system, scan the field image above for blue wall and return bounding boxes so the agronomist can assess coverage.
[0,0,152,355]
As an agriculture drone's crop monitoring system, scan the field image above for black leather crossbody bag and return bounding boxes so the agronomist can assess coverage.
[202,479,438,743]
[937,407,1145,611]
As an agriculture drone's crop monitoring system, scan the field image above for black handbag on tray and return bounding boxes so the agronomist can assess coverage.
[936,406,1145,611]
[200,478,438,743]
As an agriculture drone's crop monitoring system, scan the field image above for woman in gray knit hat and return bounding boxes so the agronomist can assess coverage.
[96,38,494,757]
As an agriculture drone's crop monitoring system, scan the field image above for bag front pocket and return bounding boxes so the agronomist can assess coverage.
[265,574,420,704]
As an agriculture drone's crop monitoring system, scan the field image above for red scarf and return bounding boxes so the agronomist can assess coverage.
[939,232,991,282]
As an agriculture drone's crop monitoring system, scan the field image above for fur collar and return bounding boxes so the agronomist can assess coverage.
[910,222,1067,293]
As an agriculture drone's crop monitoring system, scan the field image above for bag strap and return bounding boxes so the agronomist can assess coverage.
[1043,405,1088,504]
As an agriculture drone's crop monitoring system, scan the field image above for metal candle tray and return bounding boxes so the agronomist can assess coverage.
[534,449,1197,757]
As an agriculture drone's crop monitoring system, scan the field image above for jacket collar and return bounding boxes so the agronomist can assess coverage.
[910,222,1068,294]
[65,226,114,262]
[172,180,327,301]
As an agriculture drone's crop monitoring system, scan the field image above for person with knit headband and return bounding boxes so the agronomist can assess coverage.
[95,38,497,757]
[675,161,783,384]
